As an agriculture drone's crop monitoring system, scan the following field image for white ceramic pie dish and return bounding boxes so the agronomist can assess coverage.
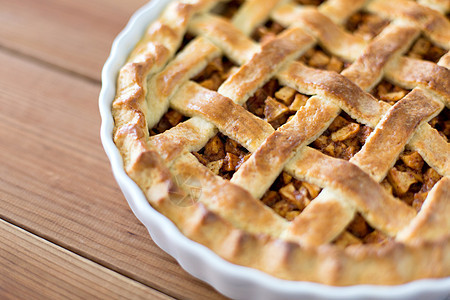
[99,1,450,299]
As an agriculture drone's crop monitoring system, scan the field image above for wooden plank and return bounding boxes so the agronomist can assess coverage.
[0,0,148,81]
[0,49,226,300]
[0,219,173,300]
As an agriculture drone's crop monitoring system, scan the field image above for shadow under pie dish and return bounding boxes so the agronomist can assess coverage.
[100,0,450,298]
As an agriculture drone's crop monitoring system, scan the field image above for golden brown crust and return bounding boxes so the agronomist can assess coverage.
[111,0,450,286]
[285,189,355,247]
[418,0,450,13]
[438,51,450,68]
[341,24,420,91]
[366,0,450,49]
[146,37,221,128]
[278,61,384,126]
[318,0,367,24]
[286,147,416,238]
[385,57,450,105]
[219,27,315,105]
[169,153,288,236]
[113,43,169,131]
[398,176,450,243]
[149,117,217,163]
[271,3,366,61]
[189,14,258,64]
[171,81,274,151]
[232,0,283,36]
[351,88,444,181]
[408,124,450,176]
[231,96,340,199]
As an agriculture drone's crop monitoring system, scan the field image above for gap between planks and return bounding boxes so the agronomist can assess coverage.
[0,0,149,81]
[0,218,174,300]
[0,44,101,86]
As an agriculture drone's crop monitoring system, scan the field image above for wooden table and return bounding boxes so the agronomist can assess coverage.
[0,1,226,298]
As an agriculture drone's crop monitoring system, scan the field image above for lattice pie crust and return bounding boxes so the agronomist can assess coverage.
[112,0,450,285]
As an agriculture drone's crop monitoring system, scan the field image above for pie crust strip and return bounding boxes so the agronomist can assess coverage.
[170,81,274,152]
[271,2,367,61]
[366,0,450,49]
[231,0,284,36]
[188,14,259,64]
[218,26,315,105]
[318,0,367,24]
[351,88,444,182]
[397,176,450,243]
[146,37,222,128]
[230,96,340,199]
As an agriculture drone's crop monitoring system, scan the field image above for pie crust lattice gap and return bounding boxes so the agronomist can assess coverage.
[112,0,450,285]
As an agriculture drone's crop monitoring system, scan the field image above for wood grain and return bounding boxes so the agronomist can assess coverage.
[0,219,173,300]
[0,0,148,81]
[0,49,226,300]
